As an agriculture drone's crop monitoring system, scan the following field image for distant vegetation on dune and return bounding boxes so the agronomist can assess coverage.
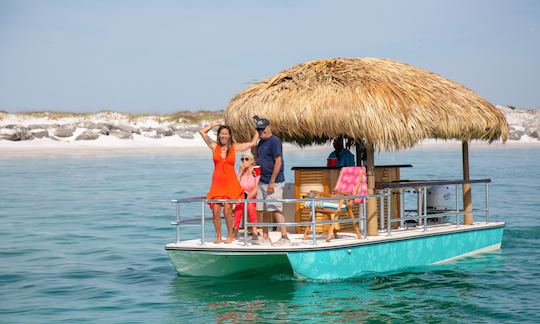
[161,110,224,123]
[1,111,93,119]
[0,109,225,124]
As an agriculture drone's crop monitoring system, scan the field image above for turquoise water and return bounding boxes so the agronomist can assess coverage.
[1,146,539,323]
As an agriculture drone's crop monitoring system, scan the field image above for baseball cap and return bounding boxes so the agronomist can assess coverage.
[253,115,270,130]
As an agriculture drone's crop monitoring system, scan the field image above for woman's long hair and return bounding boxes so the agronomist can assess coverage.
[217,125,233,157]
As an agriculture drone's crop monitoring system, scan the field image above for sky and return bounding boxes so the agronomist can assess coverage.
[0,0,539,113]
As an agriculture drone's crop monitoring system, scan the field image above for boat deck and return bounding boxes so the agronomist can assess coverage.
[166,221,504,252]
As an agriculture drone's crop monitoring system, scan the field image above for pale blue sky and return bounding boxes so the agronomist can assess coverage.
[0,0,538,113]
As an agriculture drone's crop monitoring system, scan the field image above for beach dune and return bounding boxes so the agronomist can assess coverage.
[0,106,538,154]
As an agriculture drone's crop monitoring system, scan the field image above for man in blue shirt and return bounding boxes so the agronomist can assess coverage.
[328,136,356,167]
[254,116,290,246]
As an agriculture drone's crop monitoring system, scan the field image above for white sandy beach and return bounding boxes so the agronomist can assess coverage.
[1,133,538,157]
[1,106,538,155]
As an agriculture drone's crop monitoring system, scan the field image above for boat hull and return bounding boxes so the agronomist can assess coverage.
[287,226,504,280]
[167,250,292,277]
[166,224,504,279]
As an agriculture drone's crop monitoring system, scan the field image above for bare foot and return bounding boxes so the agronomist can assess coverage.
[224,238,233,244]
[214,237,222,244]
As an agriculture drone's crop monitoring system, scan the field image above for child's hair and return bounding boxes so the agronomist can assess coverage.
[242,151,254,161]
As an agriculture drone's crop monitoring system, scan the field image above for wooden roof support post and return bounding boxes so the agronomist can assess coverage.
[366,146,378,236]
[462,141,473,225]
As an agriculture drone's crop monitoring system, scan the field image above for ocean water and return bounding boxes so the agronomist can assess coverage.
[1,146,539,323]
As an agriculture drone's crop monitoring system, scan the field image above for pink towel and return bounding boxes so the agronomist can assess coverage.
[334,166,367,203]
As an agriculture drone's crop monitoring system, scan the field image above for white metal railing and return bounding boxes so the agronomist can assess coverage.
[170,193,386,246]
[376,179,491,236]
[170,179,491,244]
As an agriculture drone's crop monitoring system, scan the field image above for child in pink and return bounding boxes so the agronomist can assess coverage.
[233,152,259,239]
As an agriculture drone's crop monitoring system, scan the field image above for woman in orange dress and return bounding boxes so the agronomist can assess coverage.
[199,120,259,244]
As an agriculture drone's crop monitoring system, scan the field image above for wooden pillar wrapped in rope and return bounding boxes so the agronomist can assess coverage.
[462,141,473,225]
[366,147,378,236]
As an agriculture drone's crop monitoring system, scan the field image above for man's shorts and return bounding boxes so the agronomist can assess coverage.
[256,182,284,212]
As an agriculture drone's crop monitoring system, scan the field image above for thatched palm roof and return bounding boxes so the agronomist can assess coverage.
[224,58,509,150]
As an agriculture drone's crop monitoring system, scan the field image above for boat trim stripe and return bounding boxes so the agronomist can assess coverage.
[432,243,501,264]
[165,223,504,253]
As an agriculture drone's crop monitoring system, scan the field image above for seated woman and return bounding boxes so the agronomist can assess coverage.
[199,120,259,244]
[233,151,260,240]
[328,136,355,167]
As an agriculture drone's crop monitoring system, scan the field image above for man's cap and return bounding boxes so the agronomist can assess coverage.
[253,115,270,130]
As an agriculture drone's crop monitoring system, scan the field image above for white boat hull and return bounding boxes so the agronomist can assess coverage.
[167,250,291,277]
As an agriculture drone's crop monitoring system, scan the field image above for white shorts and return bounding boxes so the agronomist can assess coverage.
[256,182,284,212]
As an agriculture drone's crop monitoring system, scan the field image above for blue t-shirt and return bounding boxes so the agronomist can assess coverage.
[257,135,285,184]
[328,149,355,167]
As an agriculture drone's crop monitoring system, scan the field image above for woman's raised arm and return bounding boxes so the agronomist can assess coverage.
[234,131,259,152]
[199,120,222,150]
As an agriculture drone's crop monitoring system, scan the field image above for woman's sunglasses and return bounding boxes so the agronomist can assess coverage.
[241,158,251,161]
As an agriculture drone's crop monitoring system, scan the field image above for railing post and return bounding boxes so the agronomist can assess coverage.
[387,189,392,236]
[416,187,423,227]
[423,186,428,232]
[176,203,180,244]
[201,200,205,245]
[485,183,489,223]
[358,199,365,238]
[358,201,362,233]
[362,200,368,239]
[454,185,460,227]
[243,198,248,246]
[399,188,404,228]
[379,194,384,231]
[311,198,317,245]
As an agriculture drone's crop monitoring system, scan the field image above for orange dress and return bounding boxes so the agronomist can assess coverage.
[206,144,244,203]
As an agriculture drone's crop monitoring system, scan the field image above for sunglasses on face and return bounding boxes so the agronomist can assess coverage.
[241,158,251,161]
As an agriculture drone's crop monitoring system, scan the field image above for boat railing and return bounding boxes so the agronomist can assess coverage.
[170,193,386,246]
[169,178,491,245]
[376,178,491,236]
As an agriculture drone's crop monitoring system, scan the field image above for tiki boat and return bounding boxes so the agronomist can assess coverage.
[165,58,508,280]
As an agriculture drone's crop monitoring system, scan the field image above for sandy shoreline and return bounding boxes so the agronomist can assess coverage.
[1,139,538,157]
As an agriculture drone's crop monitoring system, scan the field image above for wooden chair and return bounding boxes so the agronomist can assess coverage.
[302,166,367,242]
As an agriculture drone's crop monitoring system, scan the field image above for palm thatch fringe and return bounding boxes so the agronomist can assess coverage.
[224,58,509,150]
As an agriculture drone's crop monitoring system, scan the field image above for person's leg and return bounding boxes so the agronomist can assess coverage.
[248,202,258,237]
[256,183,270,240]
[268,182,288,238]
[233,203,243,239]
[212,204,222,243]
[273,211,288,238]
[223,203,234,244]
[257,210,267,239]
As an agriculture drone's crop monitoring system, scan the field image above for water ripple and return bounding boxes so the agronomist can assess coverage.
[1,148,539,323]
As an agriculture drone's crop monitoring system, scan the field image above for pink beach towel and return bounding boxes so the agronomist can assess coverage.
[334,166,367,203]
